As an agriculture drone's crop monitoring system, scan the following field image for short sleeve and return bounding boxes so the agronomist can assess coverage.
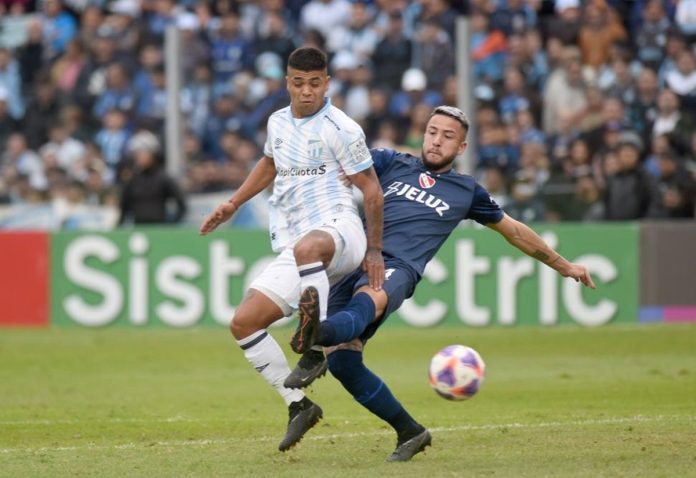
[263,129,273,158]
[369,148,397,176]
[327,121,373,175]
[467,183,504,225]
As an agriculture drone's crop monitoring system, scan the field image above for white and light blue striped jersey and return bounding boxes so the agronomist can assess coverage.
[263,98,373,252]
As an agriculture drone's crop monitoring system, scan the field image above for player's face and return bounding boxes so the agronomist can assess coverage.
[422,114,467,173]
[286,67,330,118]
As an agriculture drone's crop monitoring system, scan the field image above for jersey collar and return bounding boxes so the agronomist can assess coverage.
[289,97,332,128]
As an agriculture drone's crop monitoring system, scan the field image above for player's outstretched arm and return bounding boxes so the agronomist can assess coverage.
[348,166,385,290]
[486,214,596,289]
[199,156,277,235]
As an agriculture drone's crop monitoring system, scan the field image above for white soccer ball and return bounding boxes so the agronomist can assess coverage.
[428,345,485,401]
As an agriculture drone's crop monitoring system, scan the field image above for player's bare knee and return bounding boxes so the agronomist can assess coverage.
[230,313,258,340]
[293,232,334,265]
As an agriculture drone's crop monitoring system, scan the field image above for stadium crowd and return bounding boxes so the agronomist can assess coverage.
[0,0,695,225]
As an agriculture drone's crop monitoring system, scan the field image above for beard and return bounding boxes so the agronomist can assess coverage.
[421,147,457,172]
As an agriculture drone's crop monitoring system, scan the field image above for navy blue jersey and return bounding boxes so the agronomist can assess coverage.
[370,148,503,277]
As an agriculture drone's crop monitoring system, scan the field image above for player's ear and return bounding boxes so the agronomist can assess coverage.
[458,141,468,155]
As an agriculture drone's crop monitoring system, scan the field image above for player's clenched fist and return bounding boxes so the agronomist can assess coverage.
[199,201,237,235]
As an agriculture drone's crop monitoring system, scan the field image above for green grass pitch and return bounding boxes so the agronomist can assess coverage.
[1,324,695,477]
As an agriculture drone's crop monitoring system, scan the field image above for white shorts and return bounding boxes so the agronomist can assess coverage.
[249,215,367,315]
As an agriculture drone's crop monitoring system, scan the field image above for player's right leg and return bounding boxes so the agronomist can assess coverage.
[326,344,431,462]
[232,249,322,451]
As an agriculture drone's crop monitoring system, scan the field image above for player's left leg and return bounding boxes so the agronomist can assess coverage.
[291,216,366,354]
[286,265,415,389]
[327,343,431,462]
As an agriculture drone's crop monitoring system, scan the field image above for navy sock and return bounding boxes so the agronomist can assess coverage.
[327,349,423,440]
[315,293,376,346]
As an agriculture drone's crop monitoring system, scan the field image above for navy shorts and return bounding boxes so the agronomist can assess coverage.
[328,257,419,343]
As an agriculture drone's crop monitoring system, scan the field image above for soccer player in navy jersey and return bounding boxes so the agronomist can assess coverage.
[284,105,596,462]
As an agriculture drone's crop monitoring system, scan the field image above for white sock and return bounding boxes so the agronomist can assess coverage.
[236,330,304,406]
[298,261,329,322]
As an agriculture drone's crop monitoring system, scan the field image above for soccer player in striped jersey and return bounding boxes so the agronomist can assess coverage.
[200,47,384,451]
[284,106,596,461]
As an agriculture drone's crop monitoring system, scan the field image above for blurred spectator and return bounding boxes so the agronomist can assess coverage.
[418,0,457,40]
[107,0,141,53]
[181,62,213,139]
[490,0,537,37]
[135,64,167,130]
[241,54,288,139]
[22,79,60,150]
[401,102,431,153]
[300,0,351,41]
[545,0,581,45]
[389,68,443,120]
[655,151,696,218]
[0,48,24,120]
[479,166,510,208]
[658,29,687,86]
[506,170,546,223]
[543,46,588,134]
[327,0,379,60]
[675,0,696,41]
[40,0,78,60]
[16,18,44,94]
[578,2,627,70]
[254,10,296,67]
[629,67,660,138]
[210,11,254,87]
[652,88,694,155]
[604,132,662,220]
[146,0,179,40]
[178,12,210,78]
[498,66,533,124]
[93,63,136,119]
[364,87,393,144]
[412,20,454,90]
[95,109,130,171]
[342,60,372,122]
[202,92,243,157]
[471,10,508,84]
[636,0,672,70]
[372,11,411,91]
[1,132,45,191]
[0,89,19,150]
[0,1,31,50]
[664,50,696,109]
[119,144,186,225]
[40,124,86,180]
[51,38,86,94]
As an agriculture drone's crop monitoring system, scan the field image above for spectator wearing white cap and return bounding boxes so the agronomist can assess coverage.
[544,0,581,45]
[388,68,443,120]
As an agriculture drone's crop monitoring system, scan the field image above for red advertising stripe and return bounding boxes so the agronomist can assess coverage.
[0,232,49,327]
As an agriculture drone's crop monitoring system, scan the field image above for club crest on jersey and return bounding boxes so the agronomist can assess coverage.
[419,173,436,189]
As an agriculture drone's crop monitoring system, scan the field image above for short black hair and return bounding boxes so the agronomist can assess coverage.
[288,47,328,72]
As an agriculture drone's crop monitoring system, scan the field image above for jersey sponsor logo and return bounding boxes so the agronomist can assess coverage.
[276,164,327,177]
[419,173,436,189]
[384,181,451,217]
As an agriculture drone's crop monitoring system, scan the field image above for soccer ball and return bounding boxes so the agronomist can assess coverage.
[429,345,485,401]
